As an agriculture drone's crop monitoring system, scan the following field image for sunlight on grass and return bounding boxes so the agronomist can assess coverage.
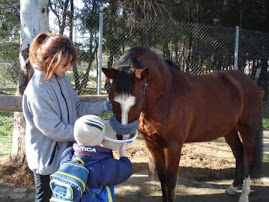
[0,135,12,156]
[263,118,269,130]
[262,99,269,130]
[263,153,269,163]
[0,112,13,156]
[0,124,12,136]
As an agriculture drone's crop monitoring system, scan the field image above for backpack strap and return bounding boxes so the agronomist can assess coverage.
[72,157,113,201]
[73,157,85,164]
[105,186,113,202]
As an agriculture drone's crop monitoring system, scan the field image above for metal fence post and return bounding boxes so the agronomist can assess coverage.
[97,12,103,95]
[234,26,240,70]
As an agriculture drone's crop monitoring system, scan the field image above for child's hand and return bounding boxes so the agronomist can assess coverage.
[119,142,129,157]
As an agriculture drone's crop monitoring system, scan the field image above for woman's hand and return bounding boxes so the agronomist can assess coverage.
[103,98,113,111]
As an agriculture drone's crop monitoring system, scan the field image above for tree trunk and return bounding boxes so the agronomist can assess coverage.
[11,0,49,167]
[69,0,74,41]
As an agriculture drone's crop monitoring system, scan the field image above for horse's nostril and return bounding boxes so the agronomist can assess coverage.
[116,134,123,140]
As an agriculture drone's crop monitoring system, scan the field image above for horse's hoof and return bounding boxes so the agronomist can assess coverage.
[238,195,249,202]
[225,185,238,195]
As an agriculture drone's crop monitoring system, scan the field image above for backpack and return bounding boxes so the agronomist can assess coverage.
[50,157,89,202]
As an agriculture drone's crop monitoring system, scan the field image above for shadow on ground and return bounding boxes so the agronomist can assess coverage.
[116,161,269,202]
[0,162,268,202]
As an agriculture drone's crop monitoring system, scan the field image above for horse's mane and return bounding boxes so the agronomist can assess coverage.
[165,60,180,70]
[116,46,180,70]
[115,46,150,69]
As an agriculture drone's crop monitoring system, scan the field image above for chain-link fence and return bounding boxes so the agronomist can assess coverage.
[1,20,269,143]
[0,35,20,150]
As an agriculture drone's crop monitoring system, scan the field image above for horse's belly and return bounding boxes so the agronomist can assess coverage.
[185,132,225,143]
[185,118,237,143]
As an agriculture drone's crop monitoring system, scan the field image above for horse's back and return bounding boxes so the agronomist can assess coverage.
[180,70,262,142]
[212,70,262,115]
[188,70,262,106]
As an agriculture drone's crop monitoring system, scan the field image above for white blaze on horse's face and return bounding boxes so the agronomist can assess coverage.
[114,94,136,125]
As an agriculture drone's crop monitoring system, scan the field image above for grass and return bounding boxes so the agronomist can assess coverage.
[262,99,269,130]
[0,135,12,156]
[262,118,269,129]
[263,153,269,163]
[0,112,13,156]
[0,112,13,136]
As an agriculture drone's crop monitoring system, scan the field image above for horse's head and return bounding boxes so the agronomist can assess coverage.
[102,66,148,140]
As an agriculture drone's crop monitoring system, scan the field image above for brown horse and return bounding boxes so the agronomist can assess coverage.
[102,47,263,202]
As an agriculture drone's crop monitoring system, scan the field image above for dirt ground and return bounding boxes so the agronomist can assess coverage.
[0,135,269,202]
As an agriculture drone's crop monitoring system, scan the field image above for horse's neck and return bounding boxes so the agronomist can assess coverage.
[144,65,173,105]
[148,64,173,88]
[145,66,189,105]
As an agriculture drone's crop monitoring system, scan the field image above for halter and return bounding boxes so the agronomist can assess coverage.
[109,67,148,134]
[143,81,148,96]
[136,79,147,110]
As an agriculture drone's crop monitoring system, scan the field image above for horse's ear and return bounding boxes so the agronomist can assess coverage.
[102,68,118,80]
[135,68,149,80]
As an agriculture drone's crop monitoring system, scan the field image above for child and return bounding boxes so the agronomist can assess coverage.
[55,114,133,201]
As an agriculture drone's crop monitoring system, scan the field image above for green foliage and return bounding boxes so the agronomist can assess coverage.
[66,69,85,82]
[0,1,20,38]
[0,42,19,61]
[66,71,74,82]
[0,61,19,88]
[80,88,95,95]
[0,1,20,90]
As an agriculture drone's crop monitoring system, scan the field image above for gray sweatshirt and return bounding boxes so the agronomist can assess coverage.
[23,69,106,175]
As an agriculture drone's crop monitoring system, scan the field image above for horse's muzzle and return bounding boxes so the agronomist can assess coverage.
[116,133,135,140]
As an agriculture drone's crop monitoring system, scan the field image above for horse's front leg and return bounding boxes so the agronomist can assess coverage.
[163,142,182,202]
[146,139,182,202]
[145,138,169,200]
[148,152,158,180]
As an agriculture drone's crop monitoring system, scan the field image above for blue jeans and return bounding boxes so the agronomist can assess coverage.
[33,172,52,202]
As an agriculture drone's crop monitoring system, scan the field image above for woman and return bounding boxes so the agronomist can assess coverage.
[22,33,112,202]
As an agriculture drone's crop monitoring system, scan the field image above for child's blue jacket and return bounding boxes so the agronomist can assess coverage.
[61,144,133,187]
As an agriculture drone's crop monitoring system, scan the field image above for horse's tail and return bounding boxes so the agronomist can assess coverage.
[251,118,263,178]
